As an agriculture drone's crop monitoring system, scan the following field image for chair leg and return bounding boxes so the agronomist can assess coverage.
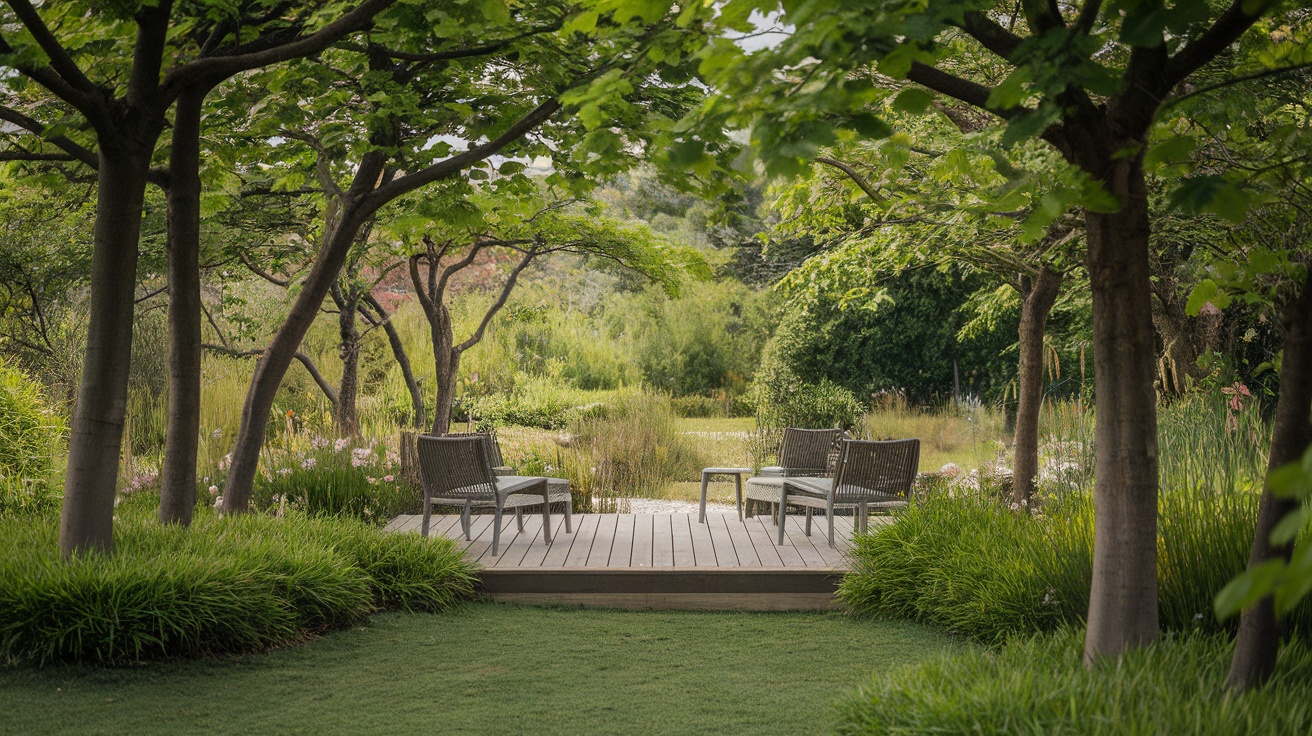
[828,509,836,548]
[542,485,553,544]
[420,494,431,537]
[804,506,812,536]
[777,488,788,545]
[462,501,472,541]
[492,504,503,556]
[516,507,524,532]
[859,501,869,534]
[698,472,710,524]
[734,475,743,520]
[564,493,573,533]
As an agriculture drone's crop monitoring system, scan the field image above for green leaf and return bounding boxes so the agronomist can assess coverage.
[564,11,599,35]
[891,88,934,115]
[1144,135,1195,171]
[1215,559,1284,619]
[1185,279,1221,316]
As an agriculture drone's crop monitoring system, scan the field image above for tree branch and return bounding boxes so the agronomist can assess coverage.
[958,11,1024,61]
[364,98,562,209]
[3,0,98,94]
[1164,0,1269,93]
[160,0,397,105]
[814,157,885,205]
[455,248,538,354]
[203,343,340,405]
[0,105,99,170]
[239,252,291,287]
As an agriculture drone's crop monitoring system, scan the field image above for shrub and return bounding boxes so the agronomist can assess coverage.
[0,362,65,515]
[750,353,865,430]
[0,506,477,665]
[835,631,1312,735]
[249,437,415,523]
[838,489,1270,644]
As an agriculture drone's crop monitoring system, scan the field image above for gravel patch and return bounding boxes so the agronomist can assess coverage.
[621,498,737,514]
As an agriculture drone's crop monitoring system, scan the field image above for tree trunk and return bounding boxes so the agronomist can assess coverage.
[1013,265,1062,504]
[1082,154,1161,663]
[159,87,207,526]
[365,294,426,428]
[221,153,388,513]
[59,149,153,555]
[430,303,457,435]
[331,284,361,437]
[1226,268,1312,690]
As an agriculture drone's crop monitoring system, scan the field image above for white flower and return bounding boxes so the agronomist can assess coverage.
[218,453,232,471]
[367,476,378,484]
[210,428,223,439]
[277,467,291,476]
[1194,613,1204,621]
[208,485,219,496]
[213,495,223,508]
[302,457,317,469]
[334,438,349,452]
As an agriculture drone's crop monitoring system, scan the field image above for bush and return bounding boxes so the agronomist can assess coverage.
[838,489,1270,644]
[0,362,65,515]
[0,506,478,665]
[249,437,415,523]
[835,631,1312,735]
[562,391,705,509]
[750,353,865,430]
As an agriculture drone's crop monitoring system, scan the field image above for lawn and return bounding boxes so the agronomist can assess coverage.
[0,604,960,736]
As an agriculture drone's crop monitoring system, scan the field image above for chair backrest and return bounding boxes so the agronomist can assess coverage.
[778,428,846,476]
[416,435,497,500]
[444,431,505,469]
[831,438,920,502]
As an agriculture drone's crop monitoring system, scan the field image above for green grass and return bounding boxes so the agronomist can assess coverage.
[835,630,1312,735]
[0,604,961,736]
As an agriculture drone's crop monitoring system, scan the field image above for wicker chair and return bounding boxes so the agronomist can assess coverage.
[444,431,514,475]
[769,438,919,546]
[416,435,572,556]
[743,427,845,520]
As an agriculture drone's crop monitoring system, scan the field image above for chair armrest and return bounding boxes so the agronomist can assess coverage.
[493,466,516,476]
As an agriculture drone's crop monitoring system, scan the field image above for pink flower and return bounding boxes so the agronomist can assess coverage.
[383,474,395,483]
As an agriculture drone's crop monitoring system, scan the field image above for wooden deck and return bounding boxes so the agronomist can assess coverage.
[386,512,881,610]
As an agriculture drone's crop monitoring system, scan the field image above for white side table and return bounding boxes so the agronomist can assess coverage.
[699,467,752,523]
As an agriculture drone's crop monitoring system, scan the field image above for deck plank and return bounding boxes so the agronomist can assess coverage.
[609,514,636,568]
[715,512,761,567]
[741,516,789,567]
[543,513,593,567]
[586,514,620,567]
[652,514,675,567]
[490,513,544,568]
[692,511,735,567]
[563,514,603,567]
[461,514,498,563]
[630,513,653,567]
[670,513,697,566]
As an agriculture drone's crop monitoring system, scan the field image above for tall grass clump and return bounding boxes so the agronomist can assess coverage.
[835,630,1312,735]
[0,505,477,665]
[563,390,705,510]
[0,361,65,515]
[838,488,1275,643]
[248,437,415,523]
[1158,389,1267,494]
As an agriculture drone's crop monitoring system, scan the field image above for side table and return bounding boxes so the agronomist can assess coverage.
[699,467,752,523]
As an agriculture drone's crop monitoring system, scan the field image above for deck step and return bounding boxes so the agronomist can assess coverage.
[479,567,844,610]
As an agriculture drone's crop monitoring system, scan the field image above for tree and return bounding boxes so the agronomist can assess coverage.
[701,0,1282,661]
[216,0,717,512]
[764,110,1085,502]
[0,0,397,551]
[399,190,706,433]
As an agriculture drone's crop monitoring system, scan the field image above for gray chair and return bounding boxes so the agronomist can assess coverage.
[764,438,919,546]
[416,435,572,556]
[744,427,845,520]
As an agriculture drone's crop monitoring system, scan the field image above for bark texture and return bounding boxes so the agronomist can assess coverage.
[330,282,362,437]
[1012,265,1062,504]
[363,293,426,428]
[1226,269,1312,690]
[59,149,154,555]
[159,87,207,526]
[1081,154,1161,663]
